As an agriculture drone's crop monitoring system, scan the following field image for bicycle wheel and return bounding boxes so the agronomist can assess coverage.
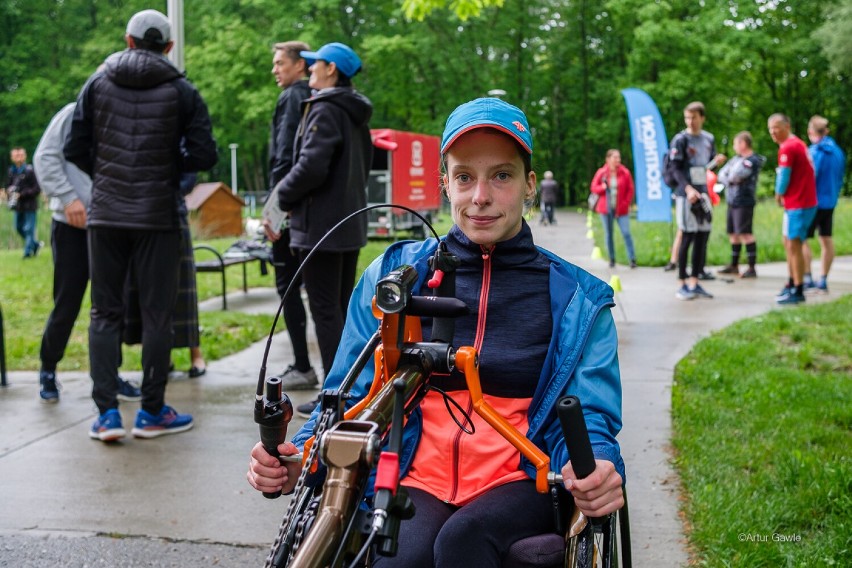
[564,505,630,568]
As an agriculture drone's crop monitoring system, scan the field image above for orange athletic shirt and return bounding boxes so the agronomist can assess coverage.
[401,390,531,505]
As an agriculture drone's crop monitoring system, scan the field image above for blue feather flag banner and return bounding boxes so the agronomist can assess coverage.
[621,88,671,222]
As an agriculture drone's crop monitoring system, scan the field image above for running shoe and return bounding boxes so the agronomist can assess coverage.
[90,409,126,442]
[132,405,194,438]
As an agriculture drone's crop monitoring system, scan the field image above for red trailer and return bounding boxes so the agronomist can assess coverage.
[368,129,442,238]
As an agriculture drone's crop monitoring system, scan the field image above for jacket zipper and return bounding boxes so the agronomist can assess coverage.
[449,246,493,502]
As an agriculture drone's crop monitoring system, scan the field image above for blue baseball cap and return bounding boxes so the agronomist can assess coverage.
[300,42,362,78]
[440,98,533,155]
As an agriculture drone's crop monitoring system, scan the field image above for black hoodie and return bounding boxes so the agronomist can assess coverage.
[65,48,217,231]
[275,86,372,251]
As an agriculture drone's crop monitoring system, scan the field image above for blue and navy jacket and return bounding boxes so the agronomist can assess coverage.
[293,222,625,483]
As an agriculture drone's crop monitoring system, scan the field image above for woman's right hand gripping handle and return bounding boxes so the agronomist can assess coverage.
[557,396,624,518]
[247,441,303,497]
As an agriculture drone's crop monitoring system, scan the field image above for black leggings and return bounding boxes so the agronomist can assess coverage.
[678,231,710,280]
[272,230,310,371]
[372,481,555,568]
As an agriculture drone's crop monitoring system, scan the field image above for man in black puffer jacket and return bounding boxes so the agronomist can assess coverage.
[64,9,217,443]
[273,42,372,394]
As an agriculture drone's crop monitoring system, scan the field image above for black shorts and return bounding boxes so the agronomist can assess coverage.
[806,208,834,238]
[726,206,754,235]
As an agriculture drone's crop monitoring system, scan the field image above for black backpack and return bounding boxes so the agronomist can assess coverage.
[662,132,685,189]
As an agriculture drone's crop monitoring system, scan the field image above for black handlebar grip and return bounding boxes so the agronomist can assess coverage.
[556,396,596,480]
[257,376,293,499]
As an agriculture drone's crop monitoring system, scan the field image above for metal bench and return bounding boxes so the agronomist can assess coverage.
[193,244,268,310]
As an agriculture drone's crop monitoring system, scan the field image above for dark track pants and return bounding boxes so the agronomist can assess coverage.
[272,230,310,371]
[299,249,359,377]
[678,230,710,280]
[88,227,180,415]
[39,220,89,372]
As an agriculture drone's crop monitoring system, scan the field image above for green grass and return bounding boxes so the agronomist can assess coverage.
[0,211,452,372]
[591,197,852,267]
[671,296,851,566]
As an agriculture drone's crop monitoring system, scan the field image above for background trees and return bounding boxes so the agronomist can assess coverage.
[2,0,848,202]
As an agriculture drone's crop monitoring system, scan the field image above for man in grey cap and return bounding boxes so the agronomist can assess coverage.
[65,9,217,442]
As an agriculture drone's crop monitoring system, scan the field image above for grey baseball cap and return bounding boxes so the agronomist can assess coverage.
[126,9,171,44]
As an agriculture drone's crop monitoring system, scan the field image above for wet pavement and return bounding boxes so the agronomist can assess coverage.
[1,209,849,566]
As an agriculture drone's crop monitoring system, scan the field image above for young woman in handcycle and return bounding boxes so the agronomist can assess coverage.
[248,97,625,567]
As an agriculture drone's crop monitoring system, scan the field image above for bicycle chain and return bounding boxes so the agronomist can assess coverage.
[264,408,334,568]
[264,347,386,567]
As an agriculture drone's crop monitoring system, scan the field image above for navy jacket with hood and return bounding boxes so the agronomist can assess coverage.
[64,48,217,231]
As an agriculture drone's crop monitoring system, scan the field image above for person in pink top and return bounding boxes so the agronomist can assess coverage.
[590,149,637,268]
[767,113,817,305]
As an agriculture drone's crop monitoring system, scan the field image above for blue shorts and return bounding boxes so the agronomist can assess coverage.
[782,207,817,241]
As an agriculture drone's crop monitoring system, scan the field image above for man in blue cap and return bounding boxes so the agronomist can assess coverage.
[272,41,372,415]
[251,97,625,566]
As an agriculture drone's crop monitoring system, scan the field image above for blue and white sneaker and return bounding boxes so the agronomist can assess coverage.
[132,405,194,438]
[39,370,60,404]
[777,291,805,305]
[676,285,696,301]
[89,409,126,442]
[775,285,793,301]
[815,278,828,294]
[116,377,142,402]
[690,284,714,299]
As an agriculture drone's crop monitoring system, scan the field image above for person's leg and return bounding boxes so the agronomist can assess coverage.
[372,486,455,568]
[301,250,346,377]
[17,210,37,256]
[615,214,635,263]
[189,346,206,372]
[133,230,181,415]
[669,229,682,265]
[88,227,132,414]
[802,241,814,285]
[818,210,835,283]
[820,235,834,281]
[743,236,757,275]
[40,221,89,372]
[677,231,695,284]
[691,231,710,281]
[14,211,25,241]
[600,213,615,265]
[432,480,554,567]
[789,238,805,288]
[273,230,311,372]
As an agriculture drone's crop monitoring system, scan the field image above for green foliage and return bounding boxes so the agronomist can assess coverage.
[402,0,505,21]
[2,1,849,207]
[672,296,852,566]
[813,0,852,75]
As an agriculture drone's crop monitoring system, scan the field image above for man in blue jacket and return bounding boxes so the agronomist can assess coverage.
[803,115,846,293]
